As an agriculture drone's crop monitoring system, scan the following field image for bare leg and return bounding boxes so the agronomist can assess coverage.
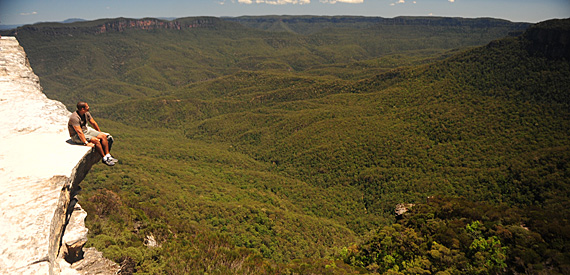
[97,133,110,155]
[90,137,105,158]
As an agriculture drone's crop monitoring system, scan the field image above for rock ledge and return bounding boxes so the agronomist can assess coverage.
[0,36,119,274]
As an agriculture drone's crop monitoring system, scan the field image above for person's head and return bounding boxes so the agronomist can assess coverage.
[76,101,90,113]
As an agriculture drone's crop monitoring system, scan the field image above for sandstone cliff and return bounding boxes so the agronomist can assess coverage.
[10,17,220,36]
[0,36,119,274]
[524,18,570,60]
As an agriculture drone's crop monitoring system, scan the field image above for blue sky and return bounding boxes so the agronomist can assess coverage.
[1,0,569,25]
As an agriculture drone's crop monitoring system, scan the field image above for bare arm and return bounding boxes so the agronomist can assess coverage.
[89,117,101,132]
[72,125,92,146]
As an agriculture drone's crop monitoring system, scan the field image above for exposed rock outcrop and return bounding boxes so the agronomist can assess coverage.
[96,18,216,34]
[10,17,219,37]
[0,36,119,274]
[395,203,414,219]
[524,18,570,60]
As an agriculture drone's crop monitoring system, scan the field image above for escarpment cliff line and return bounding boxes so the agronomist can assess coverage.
[11,17,219,36]
[0,36,118,274]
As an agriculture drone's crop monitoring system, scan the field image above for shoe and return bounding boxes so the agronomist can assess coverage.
[104,154,118,163]
[102,158,115,166]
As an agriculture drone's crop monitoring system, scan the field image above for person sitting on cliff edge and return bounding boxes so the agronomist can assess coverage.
[68,101,117,166]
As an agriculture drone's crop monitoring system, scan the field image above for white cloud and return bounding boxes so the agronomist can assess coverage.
[320,0,364,3]
[267,0,311,4]
[20,11,38,16]
[238,0,311,4]
[389,0,417,6]
[234,0,365,4]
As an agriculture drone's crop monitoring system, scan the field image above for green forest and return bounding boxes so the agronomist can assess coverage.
[10,16,570,274]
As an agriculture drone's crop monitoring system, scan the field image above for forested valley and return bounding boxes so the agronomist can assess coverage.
[9,16,570,274]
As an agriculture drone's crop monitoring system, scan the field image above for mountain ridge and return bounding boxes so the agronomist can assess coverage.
[4,15,531,36]
[225,15,531,35]
[7,17,229,36]
[12,15,531,109]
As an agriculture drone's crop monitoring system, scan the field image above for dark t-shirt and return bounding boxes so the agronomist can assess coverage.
[68,111,92,137]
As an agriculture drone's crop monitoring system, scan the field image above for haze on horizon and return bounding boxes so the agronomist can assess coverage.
[1,0,569,26]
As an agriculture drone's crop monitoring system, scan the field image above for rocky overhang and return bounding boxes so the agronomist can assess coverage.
[0,36,119,274]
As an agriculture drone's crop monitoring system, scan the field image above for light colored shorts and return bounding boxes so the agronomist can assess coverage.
[71,128,103,144]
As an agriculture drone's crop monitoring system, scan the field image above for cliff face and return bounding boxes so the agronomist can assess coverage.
[96,18,216,33]
[524,19,570,60]
[12,17,220,36]
[0,36,118,274]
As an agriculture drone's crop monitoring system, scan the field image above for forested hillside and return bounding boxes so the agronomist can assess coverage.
[224,16,530,35]
[13,17,569,274]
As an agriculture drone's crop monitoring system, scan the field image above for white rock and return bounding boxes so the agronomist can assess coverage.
[0,36,106,274]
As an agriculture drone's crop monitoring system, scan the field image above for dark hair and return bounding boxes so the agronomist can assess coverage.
[77,101,87,110]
